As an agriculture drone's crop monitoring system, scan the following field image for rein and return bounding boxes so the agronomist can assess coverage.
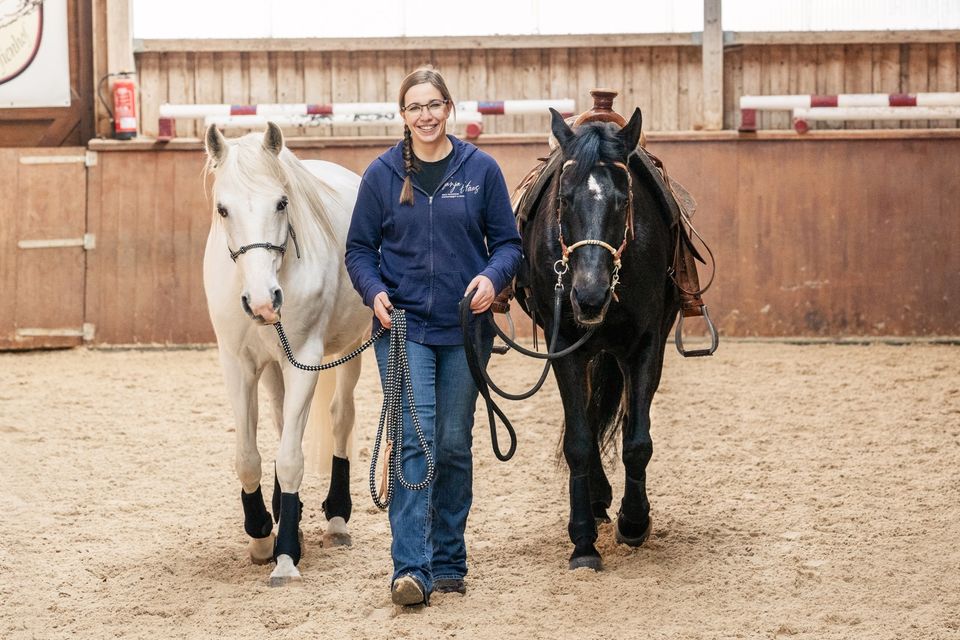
[459,269,597,462]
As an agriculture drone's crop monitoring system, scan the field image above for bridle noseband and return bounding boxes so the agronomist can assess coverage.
[227,223,302,262]
[555,159,635,298]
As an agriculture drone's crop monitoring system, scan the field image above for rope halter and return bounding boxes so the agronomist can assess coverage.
[228,223,302,262]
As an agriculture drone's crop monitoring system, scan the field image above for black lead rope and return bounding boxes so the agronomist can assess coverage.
[459,287,597,462]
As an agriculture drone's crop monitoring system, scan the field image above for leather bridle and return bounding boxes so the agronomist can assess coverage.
[555,159,635,299]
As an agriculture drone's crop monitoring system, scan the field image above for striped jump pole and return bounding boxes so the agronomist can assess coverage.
[202,111,486,139]
[792,106,960,134]
[157,99,576,140]
[738,92,960,131]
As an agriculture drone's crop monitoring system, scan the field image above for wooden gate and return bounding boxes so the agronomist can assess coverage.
[0,148,92,349]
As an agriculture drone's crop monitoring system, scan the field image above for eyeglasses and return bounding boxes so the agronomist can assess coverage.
[402,99,449,117]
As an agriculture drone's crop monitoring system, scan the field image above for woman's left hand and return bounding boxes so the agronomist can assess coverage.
[464,275,495,314]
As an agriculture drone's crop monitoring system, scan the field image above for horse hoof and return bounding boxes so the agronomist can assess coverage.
[568,555,603,571]
[615,515,652,547]
[269,555,302,587]
[269,574,303,588]
[322,516,352,548]
[248,534,275,565]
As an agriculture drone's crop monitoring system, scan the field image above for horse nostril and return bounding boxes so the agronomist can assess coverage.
[573,286,607,315]
[241,295,253,317]
[272,288,283,311]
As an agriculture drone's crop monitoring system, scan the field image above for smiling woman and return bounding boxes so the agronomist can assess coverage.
[344,66,523,606]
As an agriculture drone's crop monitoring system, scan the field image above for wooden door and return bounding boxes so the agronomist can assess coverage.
[0,148,91,349]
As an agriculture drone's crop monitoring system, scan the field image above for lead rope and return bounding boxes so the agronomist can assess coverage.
[368,309,435,510]
[274,310,433,510]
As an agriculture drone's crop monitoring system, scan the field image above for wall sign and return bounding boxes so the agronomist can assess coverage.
[0,0,71,108]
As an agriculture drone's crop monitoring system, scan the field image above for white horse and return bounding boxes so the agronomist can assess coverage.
[203,123,370,585]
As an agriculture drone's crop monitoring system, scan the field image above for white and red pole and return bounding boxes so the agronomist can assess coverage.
[739,92,960,131]
[158,99,576,140]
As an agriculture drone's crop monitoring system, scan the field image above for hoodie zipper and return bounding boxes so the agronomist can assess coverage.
[412,153,466,328]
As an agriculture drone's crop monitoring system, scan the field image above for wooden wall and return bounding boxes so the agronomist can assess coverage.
[77,132,959,345]
[726,43,960,130]
[0,148,89,349]
[136,45,706,138]
[134,35,960,138]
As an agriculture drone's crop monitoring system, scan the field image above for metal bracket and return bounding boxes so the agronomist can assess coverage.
[16,323,95,341]
[17,234,96,250]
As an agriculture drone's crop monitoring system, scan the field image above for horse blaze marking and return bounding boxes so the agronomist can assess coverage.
[588,175,603,201]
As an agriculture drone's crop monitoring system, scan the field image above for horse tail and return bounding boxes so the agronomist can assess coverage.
[586,351,625,454]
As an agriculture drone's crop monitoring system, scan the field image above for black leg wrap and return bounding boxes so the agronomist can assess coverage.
[240,486,273,539]
[321,455,352,524]
[617,473,651,542]
[274,492,302,565]
[567,474,598,546]
[272,469,281,525]
[620,473,650,525]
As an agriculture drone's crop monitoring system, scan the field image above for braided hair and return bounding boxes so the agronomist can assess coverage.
[400,124,418,205]
[397,67,454,206]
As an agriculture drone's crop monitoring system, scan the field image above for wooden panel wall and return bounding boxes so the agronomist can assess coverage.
[83,134,960,345]
[0,148,88,349]
[135,46,705,138]
[136,40,960,137]
[725,43,960,130]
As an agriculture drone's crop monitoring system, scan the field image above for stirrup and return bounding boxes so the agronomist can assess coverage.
[491,310,515,356]
[674,305,718,357]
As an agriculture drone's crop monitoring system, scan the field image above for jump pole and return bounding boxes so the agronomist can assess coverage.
[792,105,960,133]
[157,99,576,140]
[738,92,960,131]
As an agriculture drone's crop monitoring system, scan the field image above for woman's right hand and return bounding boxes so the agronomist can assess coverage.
[373,291,393,329]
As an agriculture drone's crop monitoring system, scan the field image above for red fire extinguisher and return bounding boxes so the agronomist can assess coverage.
[111,72,138,139]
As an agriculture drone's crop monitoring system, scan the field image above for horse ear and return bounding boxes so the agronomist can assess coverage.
[618,107,643,154]
[204,124,228,166]
[549,108,574,150]
[263,121,284,156]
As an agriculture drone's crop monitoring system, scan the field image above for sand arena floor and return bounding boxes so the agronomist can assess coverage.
[1,341,958,639]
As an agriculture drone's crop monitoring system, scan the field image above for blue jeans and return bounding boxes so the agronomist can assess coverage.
[374,334,492,594]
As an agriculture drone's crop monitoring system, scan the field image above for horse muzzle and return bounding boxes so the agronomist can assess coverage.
[242,288,284,324]
[570,284,612,326]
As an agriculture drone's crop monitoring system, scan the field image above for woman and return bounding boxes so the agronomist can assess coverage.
[345,67,522,606]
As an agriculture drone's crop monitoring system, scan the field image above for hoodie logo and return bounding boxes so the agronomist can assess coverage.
[439,180,481,199]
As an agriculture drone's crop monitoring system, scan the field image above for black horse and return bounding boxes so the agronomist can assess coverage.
[514,107,682,570]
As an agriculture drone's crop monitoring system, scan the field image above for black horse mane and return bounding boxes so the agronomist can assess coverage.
[562,122,631,187]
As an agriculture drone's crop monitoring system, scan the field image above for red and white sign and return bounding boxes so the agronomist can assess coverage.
[0,0,70,108]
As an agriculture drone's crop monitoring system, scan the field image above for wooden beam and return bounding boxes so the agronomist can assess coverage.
[92,0,134,138]
[106,0,135,73]
[728,30,960,46]
[134,33,700,54]
[702,0,723,130]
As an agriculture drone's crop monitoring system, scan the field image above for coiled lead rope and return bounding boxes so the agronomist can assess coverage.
[274,310,433,510]
[368,309,434,510]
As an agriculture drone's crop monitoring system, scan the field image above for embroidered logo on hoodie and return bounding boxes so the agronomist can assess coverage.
[439,180,481,198]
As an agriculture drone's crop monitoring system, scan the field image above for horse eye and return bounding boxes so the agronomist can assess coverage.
[276,196,288,212]
[217,204,228,217]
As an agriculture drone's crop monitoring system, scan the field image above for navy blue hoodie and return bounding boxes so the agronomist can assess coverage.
[345,135,522,345]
